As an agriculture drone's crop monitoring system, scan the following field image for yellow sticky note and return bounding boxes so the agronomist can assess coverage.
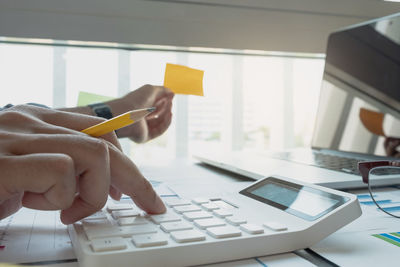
[164,63,204,96]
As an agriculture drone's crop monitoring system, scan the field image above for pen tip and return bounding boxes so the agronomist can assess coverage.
[148,107,156,112]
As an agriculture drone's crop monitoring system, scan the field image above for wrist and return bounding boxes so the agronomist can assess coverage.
[58,106,93,115]
[105,98,131,117]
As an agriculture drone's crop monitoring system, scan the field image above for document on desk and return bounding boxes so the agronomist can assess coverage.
[202,253,315,266]
[311,187,400,266]
[0,208,74,264]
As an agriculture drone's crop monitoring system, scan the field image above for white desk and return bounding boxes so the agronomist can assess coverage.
[1,158,398,266]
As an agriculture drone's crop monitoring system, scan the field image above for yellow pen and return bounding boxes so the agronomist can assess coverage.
[81,107,156,137]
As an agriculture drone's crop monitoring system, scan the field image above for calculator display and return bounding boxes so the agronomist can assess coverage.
[240,177,349,221]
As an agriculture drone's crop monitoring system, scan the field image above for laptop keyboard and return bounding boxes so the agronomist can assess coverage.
[271,150,362,175]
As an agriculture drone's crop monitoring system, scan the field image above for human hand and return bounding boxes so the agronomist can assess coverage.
[106,84,174,143]
[0,105,165,224]
[384,137,400,158]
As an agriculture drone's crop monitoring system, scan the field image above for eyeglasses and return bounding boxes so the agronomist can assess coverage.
[358,161,400,218]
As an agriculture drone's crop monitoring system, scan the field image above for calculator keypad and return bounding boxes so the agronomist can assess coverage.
[81,197,288,252]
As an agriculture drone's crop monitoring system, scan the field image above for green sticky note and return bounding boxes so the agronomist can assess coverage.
[77,91,114,106]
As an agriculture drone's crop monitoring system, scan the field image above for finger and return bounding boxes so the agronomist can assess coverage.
[155,86,175,100]
[147,101,173,139]
[43,111,122,151]
[105,144,165,214]
[146,100,165,120]
[147,107,172,138]
[32,120,123,152]
[116,119,148,143]
[8,105,122,151]
[0,154,76,210]
[10,134,110,224]
[386,139,400,156]
[147,96,172,122]
[0,193,23,220]
[109,185,122,201]
[0,110,92,144]
[148,114,172,140]
[147,97,170,120]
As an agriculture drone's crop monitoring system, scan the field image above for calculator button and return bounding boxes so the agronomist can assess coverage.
[132,233,168,248]
[194,218,226,229]
[207,226,242,239]
[226,216,247,226]
[170,229,206,243]
[263,222,288,231]
[85,225,157,240]
[192,198,209,205]
[84,211,108,220]
[91,237,127,252]
[165,199,191,207]
[118,217,149,226]
[160,221,193,233]
[111,210,140,219]
[213,209,233,218]
[150,213,181,224]
[124,225,158,236]
[107,203,133,212]
[183,211,213,221]
[174,205,202,214]
[82,218,112,230]
[240,223,264,234]
[201,203,220,211]
[85,225,115,240]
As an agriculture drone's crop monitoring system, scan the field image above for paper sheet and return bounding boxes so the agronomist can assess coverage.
[164,63,204,96]
[0,208,75,264]
[202,253,314,266]
[312,187,400,266]
[312,228,400,266]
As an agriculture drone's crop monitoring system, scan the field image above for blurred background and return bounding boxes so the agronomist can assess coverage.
[1,0,399,162]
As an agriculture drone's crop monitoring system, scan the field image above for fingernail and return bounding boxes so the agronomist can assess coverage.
[155,195,166,213]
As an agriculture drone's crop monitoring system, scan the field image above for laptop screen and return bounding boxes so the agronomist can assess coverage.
[311,13,400,157]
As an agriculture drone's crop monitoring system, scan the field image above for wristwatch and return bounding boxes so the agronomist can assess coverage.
[88,103,113,119]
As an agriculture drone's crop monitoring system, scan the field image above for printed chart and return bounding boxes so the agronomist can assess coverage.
[373,232,400,247]
[357,191,400,214]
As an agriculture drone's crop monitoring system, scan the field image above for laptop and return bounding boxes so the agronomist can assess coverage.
[194,12,400,189]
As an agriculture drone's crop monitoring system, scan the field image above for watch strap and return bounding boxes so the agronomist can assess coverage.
[88,103,113,119]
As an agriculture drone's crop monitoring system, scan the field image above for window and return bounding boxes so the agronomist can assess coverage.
[0,40,324,163]
[0,43,53,106]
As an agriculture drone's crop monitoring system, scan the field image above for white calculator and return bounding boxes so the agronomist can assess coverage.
[68,175,362,267]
